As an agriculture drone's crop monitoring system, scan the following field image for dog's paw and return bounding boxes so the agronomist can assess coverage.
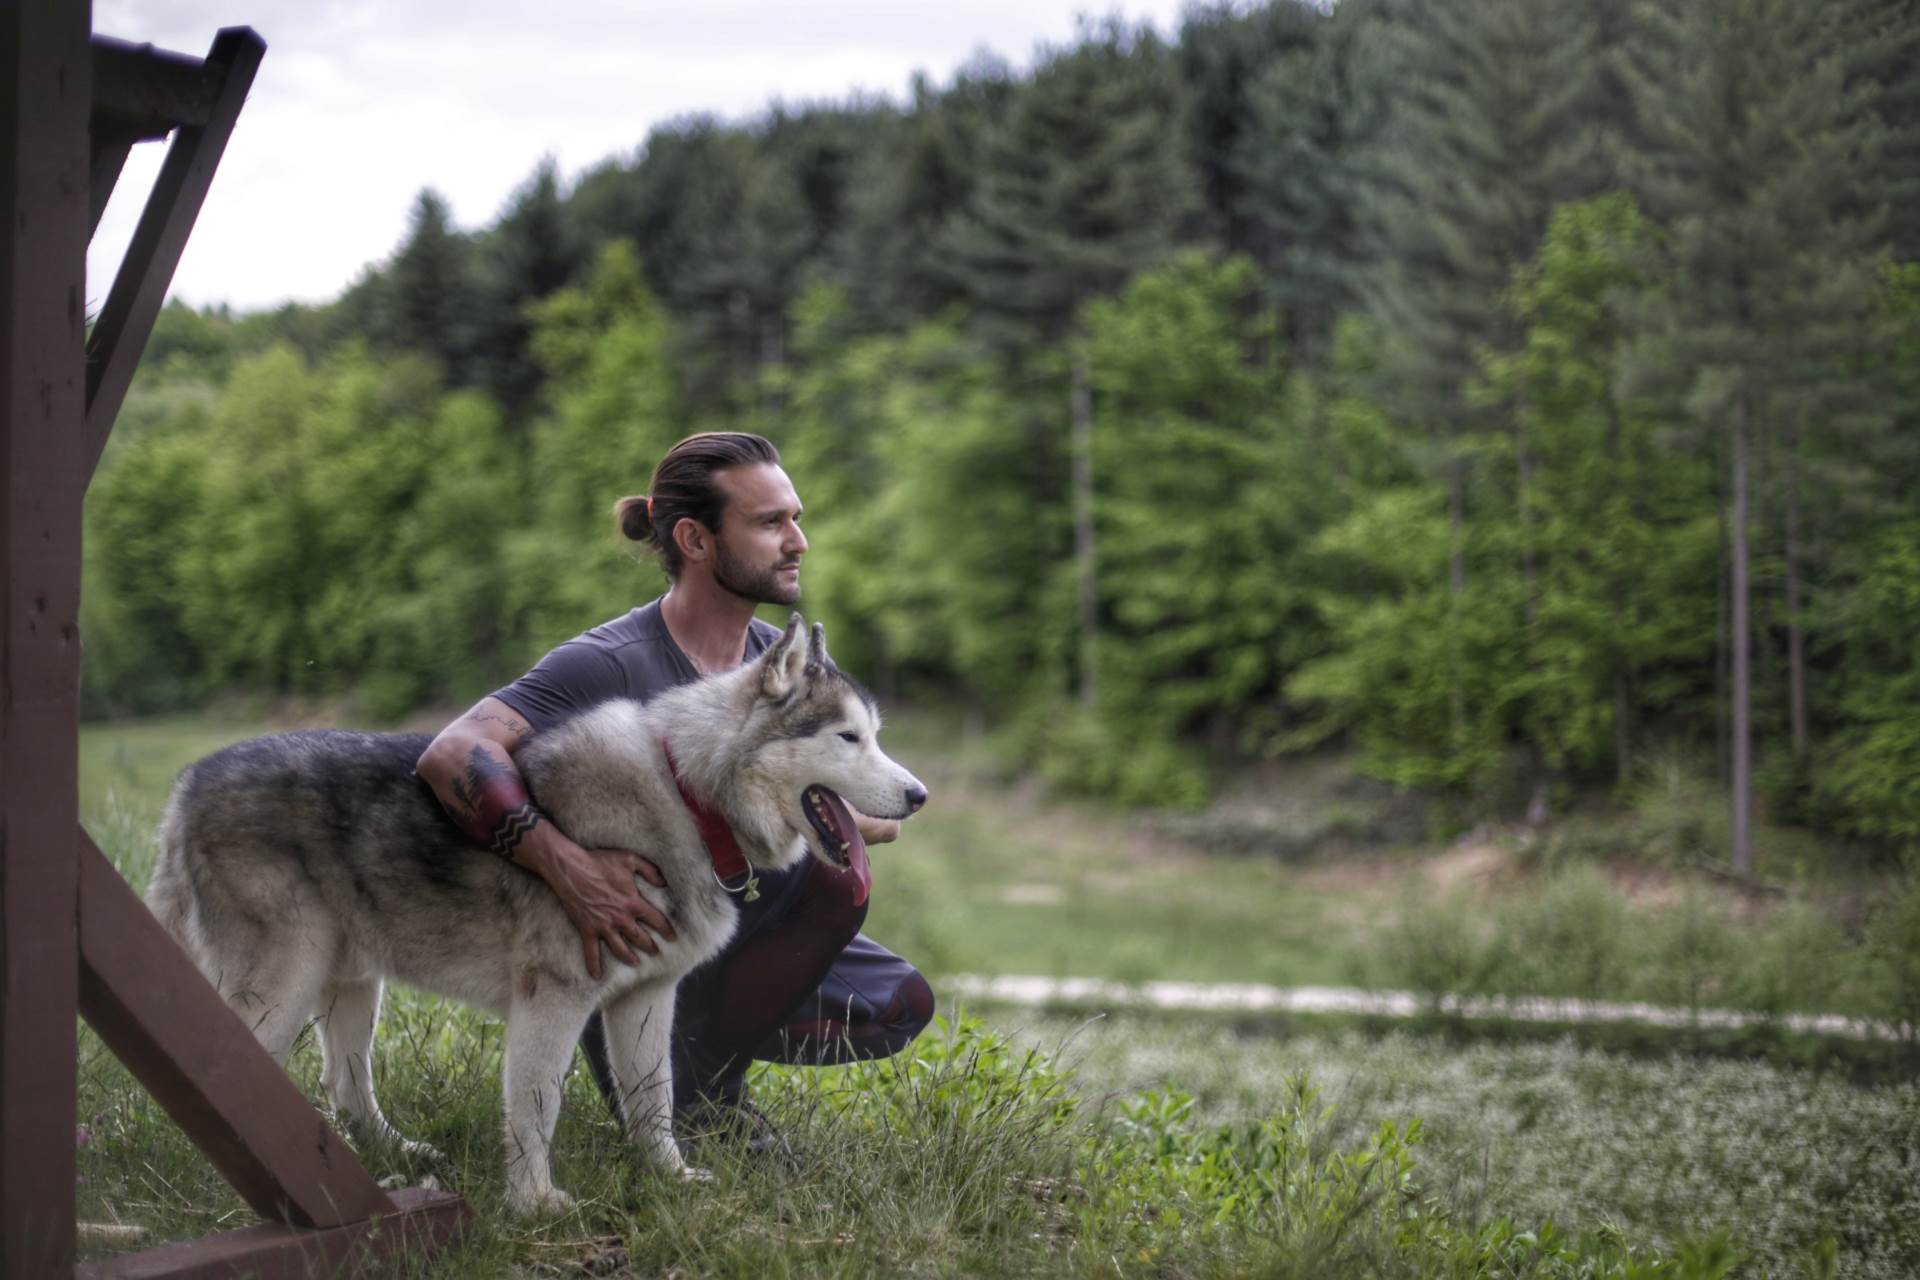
[398,1138,445,1164]
[377,1172,444,1193]
[507,1185,578,1219]
[678,1164,714,1183]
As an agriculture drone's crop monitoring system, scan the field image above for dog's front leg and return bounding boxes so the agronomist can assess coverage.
[601,982,694,1175]
[502,994,592,1216]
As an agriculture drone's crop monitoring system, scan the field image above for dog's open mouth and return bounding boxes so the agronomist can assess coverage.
[803,784,863,868]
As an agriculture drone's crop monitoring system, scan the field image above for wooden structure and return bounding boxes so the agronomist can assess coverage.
[3,8,472,1275]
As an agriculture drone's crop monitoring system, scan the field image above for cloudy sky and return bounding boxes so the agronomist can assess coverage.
[90,0,1190,314]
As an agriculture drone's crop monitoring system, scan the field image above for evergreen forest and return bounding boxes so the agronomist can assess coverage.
[92,0,1920,867]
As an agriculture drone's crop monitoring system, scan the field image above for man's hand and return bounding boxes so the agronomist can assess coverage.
[852,808,901,846]
[418,697,679,980]
[517,824,673,980]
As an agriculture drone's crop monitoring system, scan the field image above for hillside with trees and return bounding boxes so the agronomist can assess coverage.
[89,0,1920,863]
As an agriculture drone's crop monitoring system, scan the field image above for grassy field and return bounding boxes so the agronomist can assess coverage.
[70,710,1919,1275]
[983,1007,1920,1279]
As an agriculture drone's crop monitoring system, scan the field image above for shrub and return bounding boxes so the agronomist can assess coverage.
[1642,887,1740,1017]
[1864,876,1920,1039]
[1499,865,1632,1000]
[1733,899,1851,1020]
[1014,701,1212,810]
[1378,886,1505,1010]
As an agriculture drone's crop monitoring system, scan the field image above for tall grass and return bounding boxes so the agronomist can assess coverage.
[1006,1009,1920,1279]
[81,1009,1734,1277]
[1374,865,1920,1031]
[72,715,1914,1274]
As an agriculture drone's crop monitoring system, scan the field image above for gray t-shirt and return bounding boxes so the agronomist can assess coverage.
[493,598,782,733]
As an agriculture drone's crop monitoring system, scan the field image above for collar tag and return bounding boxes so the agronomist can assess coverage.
[717,868,761,903]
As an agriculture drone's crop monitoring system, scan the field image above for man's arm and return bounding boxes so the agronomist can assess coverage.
[416,696,674,980]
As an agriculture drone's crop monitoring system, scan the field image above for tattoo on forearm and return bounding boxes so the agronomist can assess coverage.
[446,745,544,862]
[451,745,511,817]
[462,709,531,736]
[489,803,542,861]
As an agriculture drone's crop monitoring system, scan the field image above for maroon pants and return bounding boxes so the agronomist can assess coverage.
[579,849,934,1115]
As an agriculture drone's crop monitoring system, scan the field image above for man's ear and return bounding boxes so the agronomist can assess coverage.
[671,515,712,567]
[760,613,808,701]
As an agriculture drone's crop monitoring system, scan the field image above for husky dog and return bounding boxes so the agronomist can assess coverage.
[145,615,926,1215]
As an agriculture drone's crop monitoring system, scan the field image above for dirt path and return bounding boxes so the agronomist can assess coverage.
[941,974,1907,1042]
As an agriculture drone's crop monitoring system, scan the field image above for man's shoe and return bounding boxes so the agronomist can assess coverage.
[678,1094,798,1166]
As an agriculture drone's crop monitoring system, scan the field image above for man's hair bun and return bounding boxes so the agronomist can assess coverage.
[614,494,653,542]
[612,433,781,576]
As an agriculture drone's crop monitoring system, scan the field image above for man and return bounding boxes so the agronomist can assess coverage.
[415,431,933,1145]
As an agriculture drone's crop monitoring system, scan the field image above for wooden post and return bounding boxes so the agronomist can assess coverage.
[0,0,91,1273]
[2,13,473,1273]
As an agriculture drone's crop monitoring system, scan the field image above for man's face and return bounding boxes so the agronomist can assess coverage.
[710,463,807,606]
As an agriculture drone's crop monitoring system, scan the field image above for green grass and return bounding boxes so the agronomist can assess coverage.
[71,711,1918,1275]
[79,716,260,885]
[858,778,1390,988]
[985,1006,1920,1280]
[79,1004,1731,1278]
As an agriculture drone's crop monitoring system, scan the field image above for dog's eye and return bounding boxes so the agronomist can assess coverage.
[838,731,860,744]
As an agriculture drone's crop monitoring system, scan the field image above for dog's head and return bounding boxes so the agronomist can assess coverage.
[745,613,927,871]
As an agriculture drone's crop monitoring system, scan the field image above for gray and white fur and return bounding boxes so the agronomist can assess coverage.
[144,615,926,1215]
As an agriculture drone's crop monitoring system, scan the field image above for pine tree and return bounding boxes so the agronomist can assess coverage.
[376,188,476,383]
[940,19,1197,707]
[1622,0,1890,870]
[513,242,682,648]
[1174,0,1321,259]
[834,66,1012,331]
[940,20,1194,344]
[470,158,584,419]
[1484,194,1718,783]
[1078,252,1323,801]
[1233,0,1395,356]
[1839,0,1920,263]
[1347,0,1619,804]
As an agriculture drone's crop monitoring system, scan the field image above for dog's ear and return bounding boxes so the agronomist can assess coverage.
[805,621,828,674]
[760,613,808,702]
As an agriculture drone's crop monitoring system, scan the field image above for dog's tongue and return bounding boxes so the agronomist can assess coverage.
[806,785,871,904]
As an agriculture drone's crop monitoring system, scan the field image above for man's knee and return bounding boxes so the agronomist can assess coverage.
[884,969,936,1042]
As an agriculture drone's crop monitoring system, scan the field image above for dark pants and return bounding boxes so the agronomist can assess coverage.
[579,852,934,1117]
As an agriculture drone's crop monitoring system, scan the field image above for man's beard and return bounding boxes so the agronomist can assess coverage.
[714,536,801,606]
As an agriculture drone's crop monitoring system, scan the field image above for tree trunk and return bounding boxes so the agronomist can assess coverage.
[1605,398,1631,781]
[1714,468,1728,787]
[1784,424,1808,770]
[1730,397,1754,874]
[760,308,786,426]
[1070,344,1098,709]
[1614,669,1631,782]
[1448,451,1467,737]
[1517,404,1539,629]
[1449,455,1467,600]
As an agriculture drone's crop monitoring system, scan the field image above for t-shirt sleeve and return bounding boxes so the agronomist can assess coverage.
[746,615,784,656]
[491,641,627,734]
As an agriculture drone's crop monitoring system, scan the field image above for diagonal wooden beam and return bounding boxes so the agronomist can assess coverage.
[84,26,264,486]
[74,1186,472,1280]
[76,831,398,1231]
[0,0,90,1273]
[89,131,137,239]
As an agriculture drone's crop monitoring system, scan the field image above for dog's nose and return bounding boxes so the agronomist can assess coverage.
[904,784,928,813]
